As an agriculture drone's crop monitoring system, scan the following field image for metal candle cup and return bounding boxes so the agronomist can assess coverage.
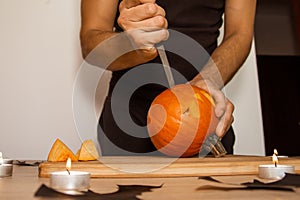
[0,152,13,177]
[259,149,294,180]
[50,171,90,192]
[258,164,295,180]
[2,158,13,164]
[0,163,13,177]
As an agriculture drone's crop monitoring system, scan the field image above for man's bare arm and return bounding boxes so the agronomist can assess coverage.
[80,0,168,71]
[80,0,118,57]
[192,0,257,89]
[190,0,256,136]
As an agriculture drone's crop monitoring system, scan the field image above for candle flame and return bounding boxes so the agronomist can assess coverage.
[274,149,278,156]
[66,157,71,174]
[272,149,278,167]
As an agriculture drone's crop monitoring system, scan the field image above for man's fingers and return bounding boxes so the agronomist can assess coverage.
[122,0,156,9]
[215,100,235,137]
[120,3,165,23]
[128,28,169,49]
[122,15,167,30]
[123,0,140,8]
[210,89,226,118]
[188,79,235,138]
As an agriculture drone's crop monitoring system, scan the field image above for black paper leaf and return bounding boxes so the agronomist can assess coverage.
[241,173,300,191]
[198,173,300,192]
[15,160,42,166]
[34,183,162,200]
[260,173,300,187]
[103,185,162,200]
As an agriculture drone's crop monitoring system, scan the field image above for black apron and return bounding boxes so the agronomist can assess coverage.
[98,0,235,155]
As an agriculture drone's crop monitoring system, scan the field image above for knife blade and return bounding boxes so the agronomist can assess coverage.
[157,45,175,88]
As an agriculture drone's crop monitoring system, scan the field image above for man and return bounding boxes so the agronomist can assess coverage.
[80,0,256,155]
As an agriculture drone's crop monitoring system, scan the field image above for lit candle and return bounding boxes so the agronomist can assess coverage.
[258,149,295,180]
[50,157,90,193]
[0,152,13,177]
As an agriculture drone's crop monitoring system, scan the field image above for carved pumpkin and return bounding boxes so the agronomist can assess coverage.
[147,84,218,157]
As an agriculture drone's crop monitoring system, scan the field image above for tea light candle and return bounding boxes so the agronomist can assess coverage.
[258,149,295,180]
[50,158,90,193]
[0,152,13,177]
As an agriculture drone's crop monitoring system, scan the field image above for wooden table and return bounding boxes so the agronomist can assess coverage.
[1,161,300,199]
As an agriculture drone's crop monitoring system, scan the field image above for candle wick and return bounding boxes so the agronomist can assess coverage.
[66,168,70,175]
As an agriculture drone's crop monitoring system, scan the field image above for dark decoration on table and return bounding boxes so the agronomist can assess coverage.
[34,183,162,200]
[15,160,42,166]
[198,173,300,192]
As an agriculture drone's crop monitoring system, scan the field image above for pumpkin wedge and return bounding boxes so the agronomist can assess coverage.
[76,140,100,161]
[47,138,78,162]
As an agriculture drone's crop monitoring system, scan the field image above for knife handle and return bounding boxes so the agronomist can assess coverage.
[199,133,227,158]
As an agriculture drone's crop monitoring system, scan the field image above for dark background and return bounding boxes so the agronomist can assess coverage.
[254,0,300,156]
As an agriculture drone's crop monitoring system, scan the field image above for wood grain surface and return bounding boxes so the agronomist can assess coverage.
[3,165,300,200]
[39,155,300,178]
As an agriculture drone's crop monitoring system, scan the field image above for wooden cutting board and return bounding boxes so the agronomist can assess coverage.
[39,155,300,178]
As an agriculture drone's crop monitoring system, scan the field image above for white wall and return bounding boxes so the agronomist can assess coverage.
[225,41,265,156]
[0,0,265,160]
[0,0,83,159]
[218,23,265,156]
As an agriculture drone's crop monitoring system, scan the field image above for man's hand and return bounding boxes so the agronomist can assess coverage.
[189,78,235,138]
[118,0,169,52]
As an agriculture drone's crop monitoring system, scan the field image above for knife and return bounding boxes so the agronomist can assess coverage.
[156,45,227,158]
[157,45,175,88]
[198,133,227,157]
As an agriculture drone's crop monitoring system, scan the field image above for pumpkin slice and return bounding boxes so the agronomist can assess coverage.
[47,138,78,162]
[77,140,100,161]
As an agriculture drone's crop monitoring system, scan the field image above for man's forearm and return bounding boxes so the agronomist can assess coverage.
[80,29,116,59]
[197,32,253,89]
[80,29,157,71]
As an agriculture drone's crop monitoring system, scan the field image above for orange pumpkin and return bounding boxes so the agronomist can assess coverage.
[147,84,219,157]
